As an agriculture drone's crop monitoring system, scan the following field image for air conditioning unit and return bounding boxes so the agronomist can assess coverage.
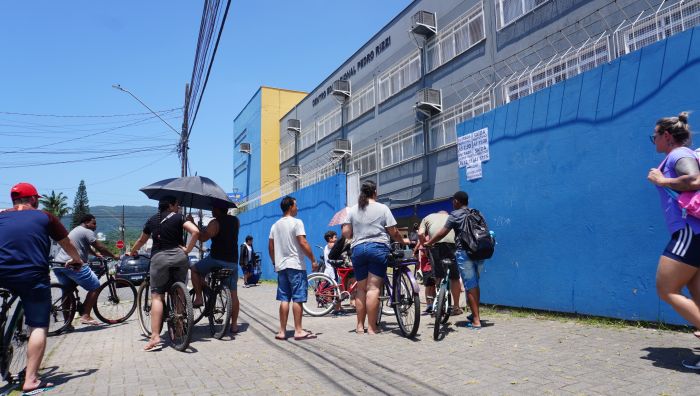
[239,142,251,154]
[331,80,351,102]
[416,88,442,116]
[332,139,351,156]
[287,119,301,134]
[411,11,437,38]
[287,165,301,178]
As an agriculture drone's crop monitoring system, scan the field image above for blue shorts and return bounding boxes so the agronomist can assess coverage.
[193,256,238,290]
[455,249,484,291]
[276,268,307,303]
[0,272,51,328]
[351,242,390,281]
[53,264,101,292]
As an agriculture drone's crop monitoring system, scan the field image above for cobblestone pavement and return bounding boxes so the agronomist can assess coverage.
[5,282,699,395]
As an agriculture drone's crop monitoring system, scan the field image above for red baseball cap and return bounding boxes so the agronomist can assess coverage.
[10,182,41,200]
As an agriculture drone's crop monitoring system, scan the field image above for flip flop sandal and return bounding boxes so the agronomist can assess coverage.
[464,322,481,330]
[274,335,287,340]
[21,382,55,396]
[79,319,100,326]
[294,332,317,341]
[143,342,163,352]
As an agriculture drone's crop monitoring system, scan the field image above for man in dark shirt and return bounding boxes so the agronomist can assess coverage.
[239,235,254,286]
[191,204,240,334]
[426,191,486,329]
[0,183,83,394]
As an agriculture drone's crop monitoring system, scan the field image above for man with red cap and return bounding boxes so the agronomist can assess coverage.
[0,182,83,394]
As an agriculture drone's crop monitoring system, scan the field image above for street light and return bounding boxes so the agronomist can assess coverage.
[112,83,189,176]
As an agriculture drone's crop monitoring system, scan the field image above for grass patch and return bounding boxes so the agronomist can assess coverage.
[475,304,694,333]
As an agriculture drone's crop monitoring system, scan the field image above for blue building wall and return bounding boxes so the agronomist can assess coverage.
[456,27,700,325]
[233,89,262,203]
[237,174,347,280]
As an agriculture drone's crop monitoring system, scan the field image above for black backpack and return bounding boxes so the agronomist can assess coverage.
[459,208,495,260]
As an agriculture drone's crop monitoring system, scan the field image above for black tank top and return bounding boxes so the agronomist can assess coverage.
[210,214,239,263]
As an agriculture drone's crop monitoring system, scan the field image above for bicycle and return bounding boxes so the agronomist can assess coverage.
[377,244,421,338]
[303,259,356,316]
[48,258,137,336]
[429,250,454,341]
[136,266,194,351]
[0,289,28,385]
[188,267,233,339]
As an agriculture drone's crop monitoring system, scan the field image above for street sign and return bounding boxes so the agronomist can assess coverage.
[116,240,125,249]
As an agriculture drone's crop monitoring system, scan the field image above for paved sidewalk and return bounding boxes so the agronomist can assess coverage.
[8,282,699,395]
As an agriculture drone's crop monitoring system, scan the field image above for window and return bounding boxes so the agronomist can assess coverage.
[348,82,375,122]
[504,38,610,103]
[616,1,700,56]
[378,51,421,103]
[426,4,485,73]
[234,129,247,146]
[429,91,492,151]
[317,108,342,141]
[380,126,424,168]
[349,145,378,176]
[299,124,316,151]
[234,162,247,177]
[496,0,550,29]
[300,161,339,188]
[280,140,294,163]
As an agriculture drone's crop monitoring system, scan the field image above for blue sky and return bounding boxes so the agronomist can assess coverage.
[0,1,409,207]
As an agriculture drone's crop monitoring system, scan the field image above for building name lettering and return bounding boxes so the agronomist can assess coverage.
[312,36,391,107]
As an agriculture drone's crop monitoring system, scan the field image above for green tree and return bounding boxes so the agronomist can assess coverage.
[70,180,90,229]
[39,190,70,218]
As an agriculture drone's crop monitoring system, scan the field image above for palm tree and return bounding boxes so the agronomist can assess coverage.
[40,190,70,218]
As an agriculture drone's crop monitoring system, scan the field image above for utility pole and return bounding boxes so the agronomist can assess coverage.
[180,83,191,177]
[120,205,125,255]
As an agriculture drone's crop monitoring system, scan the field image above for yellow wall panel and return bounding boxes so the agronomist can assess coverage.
[260,87,306,204]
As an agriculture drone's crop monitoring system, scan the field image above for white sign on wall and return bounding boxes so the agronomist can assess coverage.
[457,127,490,168]
[466,160,483,181]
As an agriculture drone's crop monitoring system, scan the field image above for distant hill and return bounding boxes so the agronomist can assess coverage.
[60,205,156,248]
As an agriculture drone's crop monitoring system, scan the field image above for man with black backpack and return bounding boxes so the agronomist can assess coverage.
[426,191,494,329]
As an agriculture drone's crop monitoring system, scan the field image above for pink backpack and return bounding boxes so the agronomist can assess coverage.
[661,147,700,219]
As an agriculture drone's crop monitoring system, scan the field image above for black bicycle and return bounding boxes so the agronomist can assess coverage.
[48,259,137,336]
[189,267,233,339]
[0,289,28,385]
[431,253,454,341]
[136,267,194,351]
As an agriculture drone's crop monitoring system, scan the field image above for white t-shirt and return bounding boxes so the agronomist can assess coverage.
[322,245,335,279]
[269,216,307,271]
[344,202,397,249]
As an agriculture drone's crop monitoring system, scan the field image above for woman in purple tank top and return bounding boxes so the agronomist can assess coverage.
[647,112,700,368]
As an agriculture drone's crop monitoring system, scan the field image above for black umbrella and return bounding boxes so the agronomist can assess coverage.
[140,176,236,210]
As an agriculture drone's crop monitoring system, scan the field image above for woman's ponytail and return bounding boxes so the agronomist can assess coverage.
[358,180,377,210]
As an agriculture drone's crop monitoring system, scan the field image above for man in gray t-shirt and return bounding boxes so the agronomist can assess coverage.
[53,214,119,325]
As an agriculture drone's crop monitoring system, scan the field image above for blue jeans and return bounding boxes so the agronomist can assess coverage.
[277,268,308,302]
[351,242,390,281]
[193,256,238,290]
[455,249,484,291]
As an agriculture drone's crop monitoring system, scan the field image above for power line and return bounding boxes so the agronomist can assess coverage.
[0,146,171,169]
[0,107,182,118]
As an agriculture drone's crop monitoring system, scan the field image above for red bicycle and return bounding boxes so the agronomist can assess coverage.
[303,259,356,316]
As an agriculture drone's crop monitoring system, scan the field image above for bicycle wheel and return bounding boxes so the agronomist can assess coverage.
[93,278,137,324]
[209,285,232,339]
[433,283,451,341]
[2,304,28,384]
[303,273,337,317]
[394,271,420,338]
[167,282,193,352]
[189,287,209,325]
[136,281,152,337]
[48,283,76,336]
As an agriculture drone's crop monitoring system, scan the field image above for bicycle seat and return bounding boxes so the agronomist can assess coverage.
[211,267,234,279]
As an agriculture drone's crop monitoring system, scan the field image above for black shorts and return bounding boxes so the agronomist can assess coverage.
[430,243,460,280]
[422,270,436,287]
[663,224,700,268]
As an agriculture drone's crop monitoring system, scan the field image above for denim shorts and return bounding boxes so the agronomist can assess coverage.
[0,272,51,328]
[53,264,101,292]
[193,256,238,290]
[277,268,308,303]
[351,242,390,281]
[455,249,484,291]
